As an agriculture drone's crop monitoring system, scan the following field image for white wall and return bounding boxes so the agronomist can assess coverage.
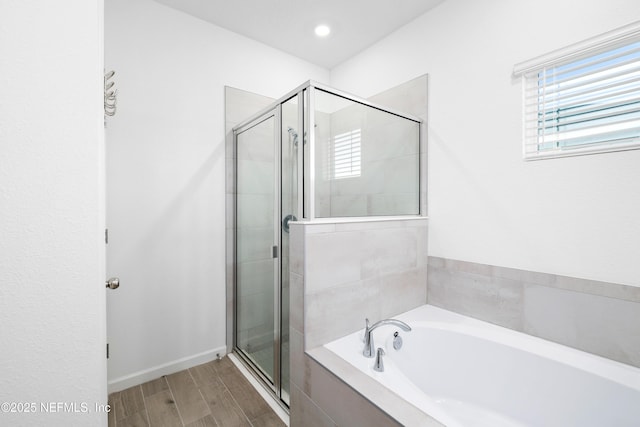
[0,1,107,426]
[331,0,640,287]
[105,0,329,389]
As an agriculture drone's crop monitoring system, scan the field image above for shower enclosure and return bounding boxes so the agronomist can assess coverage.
[232,81,423,407]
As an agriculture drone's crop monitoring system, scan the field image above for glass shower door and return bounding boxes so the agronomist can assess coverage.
[235,112,278,384]
[234,96,300,407]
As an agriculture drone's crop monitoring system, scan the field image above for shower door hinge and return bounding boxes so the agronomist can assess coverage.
[106,343,110,359]
[272,245,278,259]
[105,228,109,244]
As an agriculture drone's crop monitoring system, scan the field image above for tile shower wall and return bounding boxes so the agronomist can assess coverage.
[289,218,428,426]
[428,256,640,367]
[314,104,420,217]
[314,76,427,218]
[367,75,428,217]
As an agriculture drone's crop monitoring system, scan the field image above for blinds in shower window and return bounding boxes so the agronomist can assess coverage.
[515,22,640,160]
[331,129,361,179]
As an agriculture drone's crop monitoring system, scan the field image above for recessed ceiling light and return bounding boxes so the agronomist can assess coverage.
[314,25,331,37]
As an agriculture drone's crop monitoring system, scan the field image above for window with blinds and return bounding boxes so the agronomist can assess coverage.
[331,129,361,179]
[515,23,640,160]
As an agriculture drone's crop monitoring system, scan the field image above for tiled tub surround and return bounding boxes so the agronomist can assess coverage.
[294,218,428,349]
[289,218,439,426]
[287,222,640,426]
[428,256,640,368]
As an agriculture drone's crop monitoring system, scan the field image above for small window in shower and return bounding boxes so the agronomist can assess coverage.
[331,129,361,180]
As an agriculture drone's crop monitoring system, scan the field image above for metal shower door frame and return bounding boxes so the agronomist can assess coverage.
[232,105,283,401]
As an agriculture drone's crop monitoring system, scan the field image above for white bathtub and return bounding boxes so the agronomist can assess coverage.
[324,305,640,427]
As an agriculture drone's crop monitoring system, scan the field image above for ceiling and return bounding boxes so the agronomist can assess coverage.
[152,0,444,69]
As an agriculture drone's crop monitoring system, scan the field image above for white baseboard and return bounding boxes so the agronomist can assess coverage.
[107,346,227,393]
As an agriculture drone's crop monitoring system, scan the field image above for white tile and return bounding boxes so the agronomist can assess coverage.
[225,128,235,159]
[360,228,418,279]
[306,347,442,427]
[552,275,640,303]
[304,223,336,234]
[236,159,274,194]
[378,267,427,319]
[289,224,304,275]
[237,125,275,162]
[427,266,523,330]
[225,193,235,230]
[225,157,235,195]
[364,120,419,162]
[225,86,274,124]
[237,259,274,297]
[304,353,406,427]
[305,231,363,293]
[289,272,304,333]
[523,285,640,367]
[367,75,428,121]
[236,227,274,262]
[333,220,404,232]
[368,193,419,216]
[236,194,274,229]
[305,280,381,348]
[290,384,337,427]
[329,195,368,217]
[381,155,419,195]
[237,290,274,332]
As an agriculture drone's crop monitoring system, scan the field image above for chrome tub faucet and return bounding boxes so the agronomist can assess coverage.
[363,318,411,358]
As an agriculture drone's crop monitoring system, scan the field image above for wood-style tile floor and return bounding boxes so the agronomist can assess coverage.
[108,356,286,427]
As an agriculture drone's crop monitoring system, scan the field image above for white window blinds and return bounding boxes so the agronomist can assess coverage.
[514,21,640,160]
[331,129,361,179]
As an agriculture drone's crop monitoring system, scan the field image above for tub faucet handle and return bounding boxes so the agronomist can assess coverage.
[374,348,385,372]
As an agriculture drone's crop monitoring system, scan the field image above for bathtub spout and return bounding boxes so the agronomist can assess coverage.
[363,318,411,358]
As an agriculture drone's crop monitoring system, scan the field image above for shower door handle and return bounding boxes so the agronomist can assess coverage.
[282,214,298,233]
[105,277,120,289]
